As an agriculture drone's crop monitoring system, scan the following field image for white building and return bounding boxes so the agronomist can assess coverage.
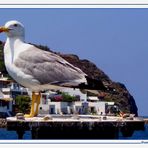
[0,86,13,117]
[9,82,28,98]
[38,89,115,116]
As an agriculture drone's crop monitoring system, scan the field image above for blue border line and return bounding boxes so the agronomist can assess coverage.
[0,4,148,5]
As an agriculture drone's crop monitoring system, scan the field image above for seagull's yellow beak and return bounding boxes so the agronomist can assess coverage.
[0,26,9,33]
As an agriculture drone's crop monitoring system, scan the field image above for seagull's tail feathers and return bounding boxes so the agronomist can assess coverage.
[59,76,106,91]
[77,76,106,90]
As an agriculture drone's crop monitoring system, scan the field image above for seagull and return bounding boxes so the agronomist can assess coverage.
[0,20,105,117]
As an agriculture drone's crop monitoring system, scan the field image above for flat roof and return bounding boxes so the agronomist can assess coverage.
[87,96,99,101]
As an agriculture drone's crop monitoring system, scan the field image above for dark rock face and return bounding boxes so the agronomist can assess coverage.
[59,54,138,116]
[0,42,138,116]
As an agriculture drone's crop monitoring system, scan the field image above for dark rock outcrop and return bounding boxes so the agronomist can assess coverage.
[59,53,138,116]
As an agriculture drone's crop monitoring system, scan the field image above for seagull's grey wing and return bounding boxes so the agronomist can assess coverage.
[14,45,87,86]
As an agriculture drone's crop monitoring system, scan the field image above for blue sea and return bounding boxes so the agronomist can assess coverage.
[0,118,148,140]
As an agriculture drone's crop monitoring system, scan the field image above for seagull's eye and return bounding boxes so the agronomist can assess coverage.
[14,24,18,27]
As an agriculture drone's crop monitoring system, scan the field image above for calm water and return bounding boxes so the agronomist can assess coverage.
[0,120,148,140]
[0,128,31,139]
[119,124,148,140]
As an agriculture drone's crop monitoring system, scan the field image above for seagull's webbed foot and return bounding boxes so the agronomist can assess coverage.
[24,113,35,118]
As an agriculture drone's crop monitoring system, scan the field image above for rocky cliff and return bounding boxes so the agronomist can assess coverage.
[0,41,138,116]
[59,53,138,116]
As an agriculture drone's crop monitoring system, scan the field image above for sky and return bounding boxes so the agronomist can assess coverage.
[0,8,148,116]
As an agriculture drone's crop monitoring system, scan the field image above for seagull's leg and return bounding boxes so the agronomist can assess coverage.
[24,92,35,118]
[34,92,41,116]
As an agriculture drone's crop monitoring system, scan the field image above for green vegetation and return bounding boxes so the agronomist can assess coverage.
[0,42,7,75]
[30,43,51,52]
[15,95,31,114]
[61,92,78,102]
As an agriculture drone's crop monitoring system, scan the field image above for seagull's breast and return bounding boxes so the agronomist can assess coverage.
[4,40,40,89]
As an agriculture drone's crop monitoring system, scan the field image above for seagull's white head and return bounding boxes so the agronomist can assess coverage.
[0,20,25,38]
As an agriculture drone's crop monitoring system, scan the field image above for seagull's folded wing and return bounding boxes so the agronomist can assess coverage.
[14,45,87,86]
